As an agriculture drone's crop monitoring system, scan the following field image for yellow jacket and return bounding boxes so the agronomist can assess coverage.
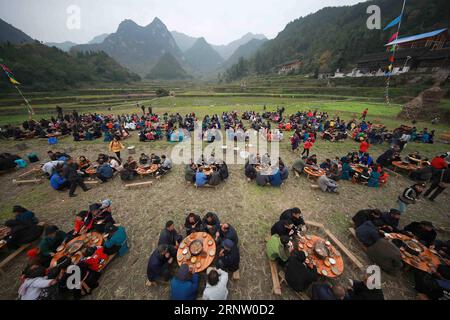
[109,140,124,153]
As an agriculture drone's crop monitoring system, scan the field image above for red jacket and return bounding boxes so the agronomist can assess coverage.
[304,141,313,150]
[359,141,369,153]
[431,157,448,170]
[82,247,108,272]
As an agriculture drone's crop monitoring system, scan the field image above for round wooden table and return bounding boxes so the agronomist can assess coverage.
[136,164,158,177]
[350,163,368,174]
[203,166,216,176]
[177,232,216,273]
[85,166,98,175]
[392,161,421,173]
[295,234,344,278]
[50,231,104,268]
[255,164,270,172]
[304,166,326,180]
[386,233,443,274]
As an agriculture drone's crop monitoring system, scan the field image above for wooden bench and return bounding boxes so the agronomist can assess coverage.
[277,270,311,300]
[268,259,282,295]
[125,181,153,189]
[12,178,43,185]
[0,222,46,275]
[324,227,364,269]
[18,166,42,179]
[100,253,117,272]
[304,220,364,270]
[194,184,216,189]
[0,243,31,275]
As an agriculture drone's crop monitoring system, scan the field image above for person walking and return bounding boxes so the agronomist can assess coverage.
[63,157,90,197]
[423,167,449,202]
[109,136,124,161]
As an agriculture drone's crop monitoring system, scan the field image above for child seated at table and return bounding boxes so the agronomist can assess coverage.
[81,246,108,272]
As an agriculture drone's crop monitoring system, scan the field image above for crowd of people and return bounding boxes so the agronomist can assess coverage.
[184,154,229,187]
[146,212,239,300]
[266,207,385,300]
[353,208,449,300]
[244,153,288,187]
[1,106,448,301]
[0,201,129,300]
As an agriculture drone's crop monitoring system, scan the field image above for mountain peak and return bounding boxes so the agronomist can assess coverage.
[148,17,167,30]
[196,37,209,45]
[117,19,140,33]
[151,17,163,25]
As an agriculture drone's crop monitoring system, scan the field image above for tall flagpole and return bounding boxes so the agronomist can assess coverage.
[15,85,34,118]
[385,0,407,104]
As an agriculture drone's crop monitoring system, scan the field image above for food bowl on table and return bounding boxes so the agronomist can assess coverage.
[65,240,84,255]
[189,240,204,256]
[404,240,424,256]
[314,240,329,259]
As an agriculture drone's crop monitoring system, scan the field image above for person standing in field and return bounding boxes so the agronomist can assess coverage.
[109,136,124,161]
[361,108,368,120]
[301,138,313,157]
[359,139,370,157]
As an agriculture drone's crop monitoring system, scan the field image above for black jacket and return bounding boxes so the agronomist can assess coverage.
[404,222,437,247]
[285,256,317,292]
[158,228,181,247]
[220,245,240,272]
[220,225,239,245]
[280,209,305,228]
[184,214,203,235]
[270,220,291,237]
[63,163,80,181]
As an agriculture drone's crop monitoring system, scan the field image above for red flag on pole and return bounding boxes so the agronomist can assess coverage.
[388,32,399,43]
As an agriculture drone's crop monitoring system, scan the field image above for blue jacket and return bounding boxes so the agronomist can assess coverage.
[16,210,38,224]
[269,170,283,187]
[195,172,208,186]
[50,172,67,190]
[170,274,199,300]
[356,221,381,247]
[104,226,128,256]
[341,162,351,180]
[312,283,340,300]
[368,171,380,188]
[97,164,113,178]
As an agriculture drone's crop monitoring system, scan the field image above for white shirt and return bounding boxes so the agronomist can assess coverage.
[202,269,229,300]
[42,161,64,175]
[18,277,53,300]
[110,159,123,171]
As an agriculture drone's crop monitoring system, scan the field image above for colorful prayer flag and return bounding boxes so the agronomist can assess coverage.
[388,32,399,43]
[383,15,402,31]
[0,63,21,85]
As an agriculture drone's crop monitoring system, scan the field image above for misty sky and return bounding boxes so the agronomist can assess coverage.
[1,0,365,45]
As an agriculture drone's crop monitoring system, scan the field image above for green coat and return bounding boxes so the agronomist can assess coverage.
[266,234,289,262]
[39,230,66,257]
